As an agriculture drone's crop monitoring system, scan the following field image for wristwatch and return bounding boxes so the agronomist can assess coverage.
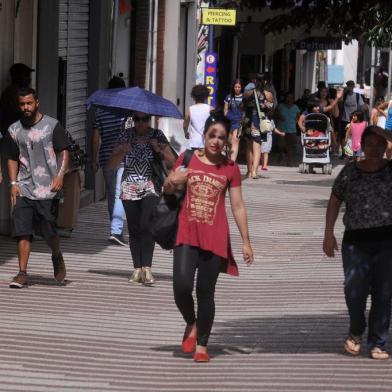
[9,181,17,186]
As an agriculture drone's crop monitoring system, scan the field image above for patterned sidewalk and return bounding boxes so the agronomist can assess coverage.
[1,164,392,391]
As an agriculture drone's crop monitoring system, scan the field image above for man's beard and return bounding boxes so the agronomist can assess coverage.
[20,110,38,127]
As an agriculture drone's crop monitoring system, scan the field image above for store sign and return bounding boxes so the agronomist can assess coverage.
[201,8,236,26]
[295,37,342,51]
[204,52,217,107]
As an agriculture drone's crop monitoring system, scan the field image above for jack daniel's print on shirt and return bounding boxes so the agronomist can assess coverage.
[186,169,227,225]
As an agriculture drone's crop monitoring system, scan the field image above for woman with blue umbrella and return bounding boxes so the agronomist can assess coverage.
[109,111,176,284]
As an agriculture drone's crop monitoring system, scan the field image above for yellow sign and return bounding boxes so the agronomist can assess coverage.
[201,8,237,26]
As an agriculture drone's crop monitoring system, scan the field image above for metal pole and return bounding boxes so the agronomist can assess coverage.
[388,48,392,100]
[370,45,376,111]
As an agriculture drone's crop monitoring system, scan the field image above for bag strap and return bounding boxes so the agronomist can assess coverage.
[182,149,194,168]
[254,90,266,120]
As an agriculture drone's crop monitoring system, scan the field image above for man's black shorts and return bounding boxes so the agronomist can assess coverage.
[13,197,58,240]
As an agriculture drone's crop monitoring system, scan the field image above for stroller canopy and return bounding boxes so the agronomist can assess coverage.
[305,113,329,132]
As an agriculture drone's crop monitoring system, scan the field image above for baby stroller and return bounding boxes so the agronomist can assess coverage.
[299,113,333,174]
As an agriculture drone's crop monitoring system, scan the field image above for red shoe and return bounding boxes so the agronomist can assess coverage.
[262,166,268,171]
[194,351,210,362]
[181,336,196,353]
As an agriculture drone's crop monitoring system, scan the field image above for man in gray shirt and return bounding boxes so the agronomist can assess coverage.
[3,88,71,288]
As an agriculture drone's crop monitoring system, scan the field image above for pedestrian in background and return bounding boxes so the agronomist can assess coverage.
[164,113,254,362]
[3,88,70,288]
[374,67,388,101]
[339,80,364,159]
[260,121,285,171]
[109,111,176,285]
[183,85,213,149]
[91,76,127,246]
[371,97,386,128]
[262,72,278,108]
[376,98,392,159]
[328,87,341,154]
[295,88,311,113]
[276,92,301,166]
[242,74,274,178]
[309,81,327,101]
[0,63,34,137]
[344,110,367,161]
[323,125,392,360]
[224,79,243,161]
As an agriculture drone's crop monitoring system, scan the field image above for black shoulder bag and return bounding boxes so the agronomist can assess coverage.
[149,149,194,250]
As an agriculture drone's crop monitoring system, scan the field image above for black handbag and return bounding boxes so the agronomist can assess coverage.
[149,149,194,250]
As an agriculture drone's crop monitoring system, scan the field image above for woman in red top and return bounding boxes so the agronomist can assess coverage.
[163,113,254,362]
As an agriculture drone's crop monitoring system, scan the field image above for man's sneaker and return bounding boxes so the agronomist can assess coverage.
[52,253,66,282]
[9,272,28,288]
[109,234,127,246]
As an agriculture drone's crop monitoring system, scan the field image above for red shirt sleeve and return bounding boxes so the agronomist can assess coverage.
[230,163,241,188]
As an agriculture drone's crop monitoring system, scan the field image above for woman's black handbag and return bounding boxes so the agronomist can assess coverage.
[150,149,194,250]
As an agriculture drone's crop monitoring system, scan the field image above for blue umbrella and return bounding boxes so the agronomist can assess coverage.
[86,87,182,119]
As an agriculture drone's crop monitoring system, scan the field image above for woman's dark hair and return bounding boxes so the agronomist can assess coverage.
[361,125,388,146]
[307,99,320,113]
[254,74,265,91]
[351,110,364,122]
[230,79,243,98]
[204,112,231,135]
[191,84,210,103]
[202,112,231,160]
[316,87,329,100]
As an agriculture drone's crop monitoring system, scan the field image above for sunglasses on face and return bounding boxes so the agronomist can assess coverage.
[134,115,151,123]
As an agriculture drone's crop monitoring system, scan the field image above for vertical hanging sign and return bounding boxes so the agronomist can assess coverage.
[205,52,217,107]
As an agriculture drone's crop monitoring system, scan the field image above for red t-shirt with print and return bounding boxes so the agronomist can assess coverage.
[174,151,242,276]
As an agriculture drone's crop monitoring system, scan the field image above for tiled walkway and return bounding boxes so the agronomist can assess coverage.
[1,164,392,391]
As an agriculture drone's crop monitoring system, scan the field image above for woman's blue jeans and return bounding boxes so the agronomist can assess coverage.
[342,240,392,348]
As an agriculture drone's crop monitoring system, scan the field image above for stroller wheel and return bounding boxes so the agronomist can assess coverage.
[299,163,305,173]
[327,163,333,175]
[322,165,327,175]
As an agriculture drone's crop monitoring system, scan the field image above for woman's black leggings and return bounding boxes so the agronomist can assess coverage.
[173,244,222,347]
[122,195,158,268]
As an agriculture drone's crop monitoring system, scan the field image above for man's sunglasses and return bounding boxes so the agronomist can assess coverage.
[134,115,151,122]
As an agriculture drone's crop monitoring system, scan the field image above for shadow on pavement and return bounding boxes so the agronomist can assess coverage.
[310,199,329,208]
[151,314,354,358]
[275,179,334,187]
[88,269,173,282]
[28,274,71,286]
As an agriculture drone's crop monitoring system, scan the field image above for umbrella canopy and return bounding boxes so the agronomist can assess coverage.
[86,87,182,119]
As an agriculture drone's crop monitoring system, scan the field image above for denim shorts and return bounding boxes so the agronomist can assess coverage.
[352,149,364,158]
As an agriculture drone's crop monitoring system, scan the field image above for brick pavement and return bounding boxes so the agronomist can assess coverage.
[1,164,392,391]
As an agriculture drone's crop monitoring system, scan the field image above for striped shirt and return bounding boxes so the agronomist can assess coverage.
[93,108,124,167]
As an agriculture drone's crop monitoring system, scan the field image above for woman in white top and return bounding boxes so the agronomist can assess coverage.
[183,85,213,149]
